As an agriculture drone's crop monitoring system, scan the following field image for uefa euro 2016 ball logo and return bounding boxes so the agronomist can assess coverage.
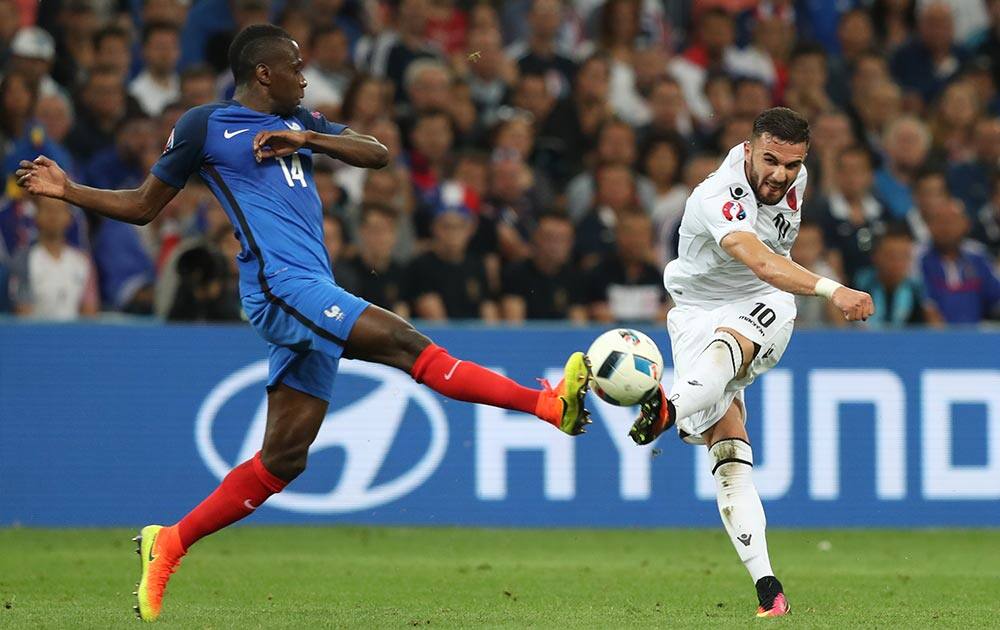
[722,200,746,221]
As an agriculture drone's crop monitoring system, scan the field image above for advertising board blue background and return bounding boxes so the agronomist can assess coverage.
[2,323,998,527]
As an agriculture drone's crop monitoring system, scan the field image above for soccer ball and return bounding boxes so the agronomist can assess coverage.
[586,328,664,406]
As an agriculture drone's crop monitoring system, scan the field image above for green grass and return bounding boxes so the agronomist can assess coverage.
[1,527,998,628]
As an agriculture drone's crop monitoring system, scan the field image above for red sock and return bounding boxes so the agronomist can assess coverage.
[410,344,540,414]
[175,451,287,550]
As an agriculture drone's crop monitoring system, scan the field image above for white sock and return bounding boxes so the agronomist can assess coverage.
[710,438,774,583]
[669,331,742,421]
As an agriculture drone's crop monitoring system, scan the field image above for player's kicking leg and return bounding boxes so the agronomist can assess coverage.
[343,305,592,435]
[703,404,789,618]
[134,384,326,621]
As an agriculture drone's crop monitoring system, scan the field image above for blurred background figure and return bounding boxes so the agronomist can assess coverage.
[8,196,97,320]
[501,211,587,323]
[855,223,943,327]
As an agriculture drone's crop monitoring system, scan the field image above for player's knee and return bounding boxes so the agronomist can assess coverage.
[708,438,754,481]
[261,443,310,481]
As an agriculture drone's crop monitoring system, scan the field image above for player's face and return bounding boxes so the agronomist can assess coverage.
[268,41,307,115]
[744,134,807,206]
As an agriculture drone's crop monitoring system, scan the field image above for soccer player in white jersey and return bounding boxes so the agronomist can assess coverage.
[629,107,875,618]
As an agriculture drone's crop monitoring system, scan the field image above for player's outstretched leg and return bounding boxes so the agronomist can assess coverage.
[630,328,750,445]
[344,305,593,435]
[133,385,325,621]
[705,406,789,619]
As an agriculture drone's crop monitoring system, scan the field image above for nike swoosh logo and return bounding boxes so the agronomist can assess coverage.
[443,360,462,381]
[147,532,157,562]
[244,499,258,510]
[224,128,250,139]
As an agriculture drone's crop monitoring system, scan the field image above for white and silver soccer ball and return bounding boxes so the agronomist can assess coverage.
[586,328,664,406]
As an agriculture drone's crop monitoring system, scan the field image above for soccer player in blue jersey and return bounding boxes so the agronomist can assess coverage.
[16,24,592,622]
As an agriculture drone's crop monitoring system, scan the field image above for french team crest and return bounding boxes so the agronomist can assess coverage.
[722,200,746,221]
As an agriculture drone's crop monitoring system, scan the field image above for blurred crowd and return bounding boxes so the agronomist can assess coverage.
[2,0,1000,327]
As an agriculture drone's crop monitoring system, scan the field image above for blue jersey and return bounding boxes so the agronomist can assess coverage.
[151,100,347,297]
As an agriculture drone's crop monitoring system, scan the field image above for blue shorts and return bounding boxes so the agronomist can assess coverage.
[243,275,370,401]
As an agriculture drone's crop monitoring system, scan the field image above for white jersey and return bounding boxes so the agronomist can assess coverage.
[663,144,807,308]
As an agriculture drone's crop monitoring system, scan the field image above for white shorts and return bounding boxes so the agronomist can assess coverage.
[667,291,796,444]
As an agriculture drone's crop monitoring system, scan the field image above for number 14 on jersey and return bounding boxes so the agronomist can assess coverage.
[277,154,308,188]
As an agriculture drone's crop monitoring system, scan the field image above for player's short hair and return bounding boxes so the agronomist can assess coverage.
[228,24,295,86]
[751,107,810,146]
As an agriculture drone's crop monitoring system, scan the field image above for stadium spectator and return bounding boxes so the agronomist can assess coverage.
[406,190,498,321]
[849,70,902,157]
[505,0,577,99]
[408,109,454,201]
[178,64,219,109]
[929,79,982,163]
[640,133,687,264]
[890,2,966,106]
[48,1,100,90]
[313,156,350,218]
[921,198,1000,323]
[874,115,933,218]
[129,22,181,117]
[366,0,440,102]
[501,211,587,323]
[359,165,417,262]
[575,162,639,268]
[65,65,140,163]
[906,168,950,244]
[791,220,844,327]
[548,52,613,183]
[301,25,355,116]
[33,91,74,147]
[340,74,391,132]
[340,203,409,317]
[872,0,917,53]
[855,223,943,327]
[6,26,62,98]
[0,71,37,161]
[140,0,189,29]
[398,58,452,142]
[669,8,740,124]
[166,244,241,322]
[484,149,542,262]
[947,116,1000,218]
[92,25,132,82]
[732,77,773,120]
[8,196,98,320]
[973,173,1000,258]
[636,76,696,146]
[805,109,857,197]
[584,208,667,324]
[323,212,361,295]
[84,115,159,190]
[447,76,484,148]
[566,117,652,220]
[464,26,514,125]
[783,43,833,124]
[815,146,889,283]
[829,9,877,107]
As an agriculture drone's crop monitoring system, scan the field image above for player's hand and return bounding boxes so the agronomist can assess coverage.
[15,156,68,199]
[253,130,308,162]
[831,286,875,322]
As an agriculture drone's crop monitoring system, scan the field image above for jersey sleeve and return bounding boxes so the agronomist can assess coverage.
[151,105,212,189]
[692,186,759,246]
[294,107,348,136]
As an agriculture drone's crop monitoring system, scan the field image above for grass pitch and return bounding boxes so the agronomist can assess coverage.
[0,527,997,628]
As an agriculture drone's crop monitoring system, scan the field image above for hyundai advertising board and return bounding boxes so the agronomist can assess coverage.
[1,323,998,527]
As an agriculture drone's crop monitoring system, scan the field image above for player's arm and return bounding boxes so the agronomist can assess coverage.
[721,231,875,322]
[253,128,388,169]
[16,156,178,225]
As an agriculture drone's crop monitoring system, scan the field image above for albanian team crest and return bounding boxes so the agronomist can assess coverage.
[722,200,746,221]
